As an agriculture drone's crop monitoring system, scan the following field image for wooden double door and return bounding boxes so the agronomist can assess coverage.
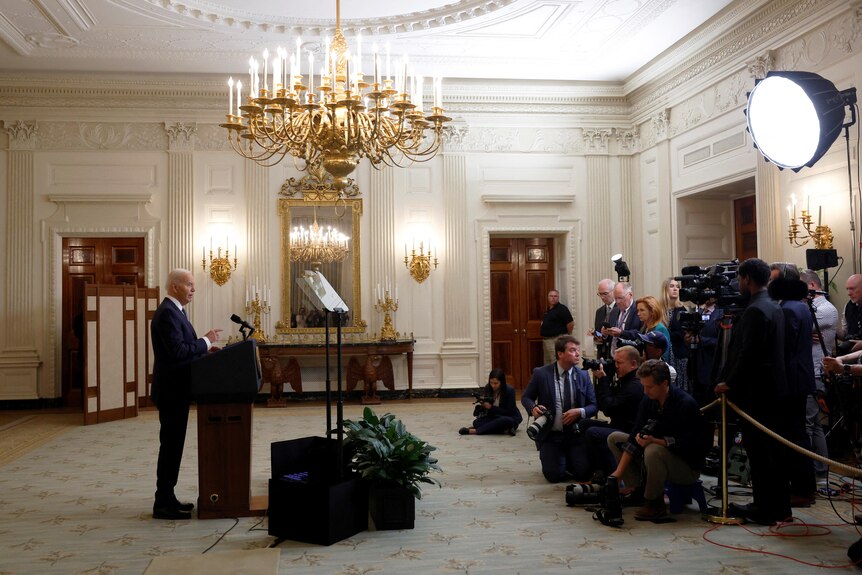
[490,237,556,390]
[62,237,146,406]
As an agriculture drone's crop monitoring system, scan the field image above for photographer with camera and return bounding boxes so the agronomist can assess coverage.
[522,335,598,483]
[459,368,523,436]
[581,345,645,481]
[607,360,708,521]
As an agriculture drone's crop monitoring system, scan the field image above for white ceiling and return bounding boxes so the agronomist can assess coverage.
[0,0,736,82]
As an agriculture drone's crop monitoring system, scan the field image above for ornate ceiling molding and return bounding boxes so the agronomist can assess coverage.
[140,0,517,37]
[627,0,827,119]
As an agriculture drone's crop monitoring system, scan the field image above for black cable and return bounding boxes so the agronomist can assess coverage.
[201,517,239,554]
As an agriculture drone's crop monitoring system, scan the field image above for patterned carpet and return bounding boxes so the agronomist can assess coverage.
[0,401,860,574]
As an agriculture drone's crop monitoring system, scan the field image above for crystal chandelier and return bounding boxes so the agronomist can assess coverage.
[290,208,350,264]
[221,0,451,190]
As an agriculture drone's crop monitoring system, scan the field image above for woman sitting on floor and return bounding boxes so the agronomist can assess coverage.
[460,368,523,436]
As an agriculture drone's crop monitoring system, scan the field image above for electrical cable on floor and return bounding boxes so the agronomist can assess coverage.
[201,517,239,554]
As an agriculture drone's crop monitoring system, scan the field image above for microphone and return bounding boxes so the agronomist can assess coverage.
[230,314,255,334]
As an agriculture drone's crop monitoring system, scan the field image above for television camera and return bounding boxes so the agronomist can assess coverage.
[674,260,743,310]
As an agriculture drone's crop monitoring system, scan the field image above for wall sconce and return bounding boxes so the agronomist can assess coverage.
[787,194,834,249]
[404,240,438,284]
[202,238,238,286]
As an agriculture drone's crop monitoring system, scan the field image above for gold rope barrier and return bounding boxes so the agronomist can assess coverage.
[724,397,862,478]
[696,395,861,524]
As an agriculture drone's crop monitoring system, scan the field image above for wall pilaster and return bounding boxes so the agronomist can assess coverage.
[369,167,397,338]
[0,121,41,399]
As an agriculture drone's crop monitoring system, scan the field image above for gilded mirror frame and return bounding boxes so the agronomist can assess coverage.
[275,197,364,334]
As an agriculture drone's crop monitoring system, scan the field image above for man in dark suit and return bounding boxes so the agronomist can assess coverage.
[602,282,642,353]
[715,258,789,525]
[590,279,616,360]
[151,268,222,520]
[522,335,597,482]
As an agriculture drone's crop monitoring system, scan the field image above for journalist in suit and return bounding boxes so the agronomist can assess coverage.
[151,268,222,520]
[522,335,598,482]
[602,282,643,353]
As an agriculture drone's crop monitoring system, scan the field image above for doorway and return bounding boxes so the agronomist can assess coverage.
[62,237,146,406]
[489,237,556,390]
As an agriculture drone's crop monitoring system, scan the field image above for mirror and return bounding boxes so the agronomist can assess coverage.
[276,197,364,334]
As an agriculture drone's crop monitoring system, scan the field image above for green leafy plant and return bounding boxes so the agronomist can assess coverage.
[343,407,442,499]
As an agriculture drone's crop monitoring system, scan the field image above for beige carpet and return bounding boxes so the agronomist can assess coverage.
[0,402,860,574]
[144,548,279,575]
[0,412,79,467]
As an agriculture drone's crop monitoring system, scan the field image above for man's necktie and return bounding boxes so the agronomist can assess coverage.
[563,370,572,412]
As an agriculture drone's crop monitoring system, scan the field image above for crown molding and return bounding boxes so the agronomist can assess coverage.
[139,0,518,38]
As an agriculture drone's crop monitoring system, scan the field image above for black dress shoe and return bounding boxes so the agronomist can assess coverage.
[172,500,194,512]
[153,506,192,520]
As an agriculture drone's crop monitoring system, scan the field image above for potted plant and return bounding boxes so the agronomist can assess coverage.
[343,407,442,529]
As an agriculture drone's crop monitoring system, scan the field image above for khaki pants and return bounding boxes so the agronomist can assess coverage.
[543,337,558,365]
[607,430,699,501]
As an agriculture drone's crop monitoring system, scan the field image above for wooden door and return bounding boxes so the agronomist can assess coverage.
[62,237,146,406]
[490,237,555,390]
[734,196,757,261]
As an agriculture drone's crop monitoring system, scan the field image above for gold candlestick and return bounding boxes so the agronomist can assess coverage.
[375,290,398,341]
[245,291,271,343]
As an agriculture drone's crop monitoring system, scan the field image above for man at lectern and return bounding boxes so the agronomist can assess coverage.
[150,268,222,520]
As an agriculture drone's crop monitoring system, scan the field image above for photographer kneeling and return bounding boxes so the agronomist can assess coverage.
[581,346,644,482]
[522,335,598,483]
[460,369,523,436]
[607,360,708,521]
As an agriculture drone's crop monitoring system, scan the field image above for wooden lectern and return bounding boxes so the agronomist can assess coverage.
[190,339,266,519]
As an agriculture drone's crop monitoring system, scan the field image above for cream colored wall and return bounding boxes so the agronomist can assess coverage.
[1,0,860,399]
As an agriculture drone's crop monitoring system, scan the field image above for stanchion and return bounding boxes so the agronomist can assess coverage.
[704,394,743,524]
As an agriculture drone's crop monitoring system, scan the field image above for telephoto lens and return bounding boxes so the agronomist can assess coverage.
[565,482,603,506]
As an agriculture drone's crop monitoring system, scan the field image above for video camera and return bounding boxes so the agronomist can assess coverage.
[674,260,743,308]
[471,392,493,417]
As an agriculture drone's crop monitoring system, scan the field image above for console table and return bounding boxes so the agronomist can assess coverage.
[258,339,415,403]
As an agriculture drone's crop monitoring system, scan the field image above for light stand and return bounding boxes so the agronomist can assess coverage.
[746,71,857,271]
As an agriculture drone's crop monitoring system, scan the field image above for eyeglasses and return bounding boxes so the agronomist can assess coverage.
[597,291,611,296]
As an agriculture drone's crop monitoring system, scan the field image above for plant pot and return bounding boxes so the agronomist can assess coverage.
[369,485,415,530]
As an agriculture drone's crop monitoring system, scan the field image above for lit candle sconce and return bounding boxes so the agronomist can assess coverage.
[404,239,438,284]
[202,237,238,286]
[786,192,834,249]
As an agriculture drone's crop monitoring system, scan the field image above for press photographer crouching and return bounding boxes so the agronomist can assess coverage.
[607,360,709,521]
[459,368,523,436]
[580,346,645,482]
[522,335,598,483]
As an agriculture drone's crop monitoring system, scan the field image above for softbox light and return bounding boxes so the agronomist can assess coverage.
[745,71,856,171]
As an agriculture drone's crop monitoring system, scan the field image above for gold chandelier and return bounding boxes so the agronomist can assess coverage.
[220,0,451,190]
[290,208,350,264]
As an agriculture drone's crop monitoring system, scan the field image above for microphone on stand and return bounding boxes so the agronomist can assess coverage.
[230,314,255,339]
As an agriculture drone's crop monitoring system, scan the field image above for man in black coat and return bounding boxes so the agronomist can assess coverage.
[150,268,222,520]
[582,345,644,478]
[715,258,790,525]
